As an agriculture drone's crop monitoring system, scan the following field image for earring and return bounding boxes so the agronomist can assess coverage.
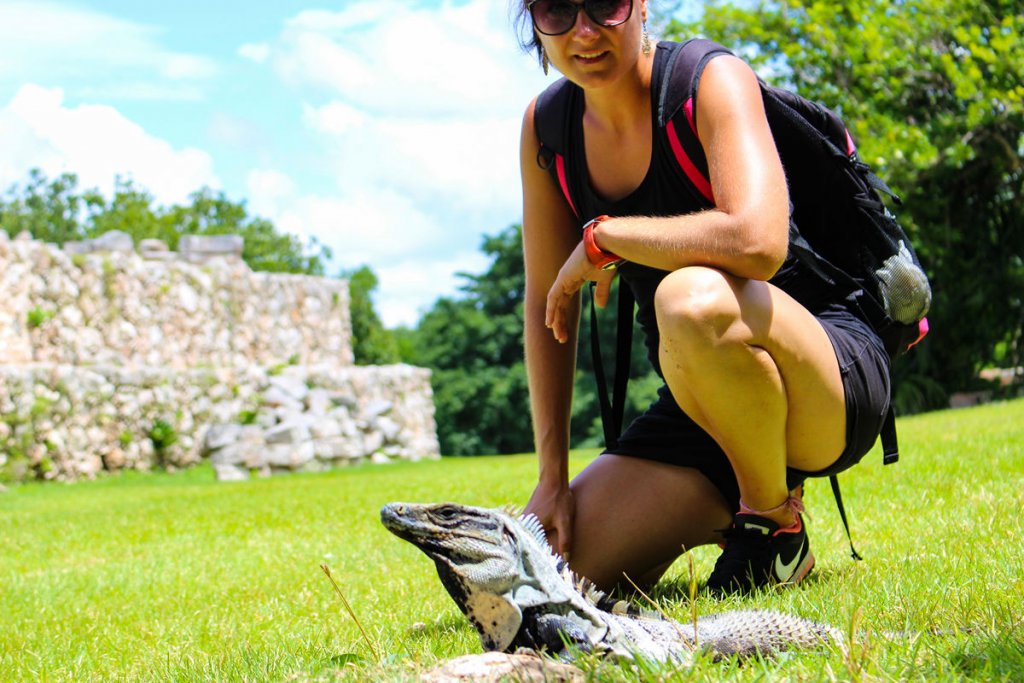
[541,47,550,76]
[641,22,652,56]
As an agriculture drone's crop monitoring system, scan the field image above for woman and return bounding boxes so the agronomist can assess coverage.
[515,0,891,595]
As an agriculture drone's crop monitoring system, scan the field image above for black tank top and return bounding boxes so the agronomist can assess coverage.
[560,45,835,376]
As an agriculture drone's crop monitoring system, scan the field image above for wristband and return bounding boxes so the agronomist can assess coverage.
[582,215,624,270]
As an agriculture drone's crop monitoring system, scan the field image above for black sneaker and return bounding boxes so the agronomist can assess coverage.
[705,513,814,596]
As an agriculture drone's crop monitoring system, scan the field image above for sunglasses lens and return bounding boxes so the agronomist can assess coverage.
[530,0,579,35]
[589,0,632,26]
[530,0,633,36]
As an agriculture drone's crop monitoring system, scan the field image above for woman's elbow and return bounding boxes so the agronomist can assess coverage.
[738,217,788,280]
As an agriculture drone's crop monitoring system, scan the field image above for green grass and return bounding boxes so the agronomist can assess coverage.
[2,399,1023,681]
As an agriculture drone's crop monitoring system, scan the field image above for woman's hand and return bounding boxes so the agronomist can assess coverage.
[546,241,617,344]
[524,478,577,560]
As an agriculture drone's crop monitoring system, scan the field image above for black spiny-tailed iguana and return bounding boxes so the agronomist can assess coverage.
[380,502,844,663]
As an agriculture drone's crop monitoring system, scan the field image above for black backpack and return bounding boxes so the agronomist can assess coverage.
[534,38,932,558]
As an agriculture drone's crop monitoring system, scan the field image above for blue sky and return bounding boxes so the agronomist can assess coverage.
[0,0,682,326]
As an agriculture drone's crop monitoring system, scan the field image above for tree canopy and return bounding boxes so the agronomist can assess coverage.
[400,225,662,455]
[343,265,401,366]
[0,170,332,276]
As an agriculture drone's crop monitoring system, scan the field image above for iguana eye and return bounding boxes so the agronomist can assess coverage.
[434,506,458,521]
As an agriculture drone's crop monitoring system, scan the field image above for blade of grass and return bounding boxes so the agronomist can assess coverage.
[320,563,380,664]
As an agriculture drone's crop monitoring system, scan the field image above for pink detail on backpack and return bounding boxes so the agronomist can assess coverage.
[666,119,714,203]
[555,154,578,218]
[909,317,929,349]
[845,128,857,156]
[683,98,697,134]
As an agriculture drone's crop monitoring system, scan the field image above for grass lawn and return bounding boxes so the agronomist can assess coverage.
[2,398,1023,681]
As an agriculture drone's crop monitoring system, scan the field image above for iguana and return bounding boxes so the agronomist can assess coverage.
[380,501,843,663]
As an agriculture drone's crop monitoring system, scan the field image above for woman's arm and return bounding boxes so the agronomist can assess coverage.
[520,97,599,557]
[580,55,790,280]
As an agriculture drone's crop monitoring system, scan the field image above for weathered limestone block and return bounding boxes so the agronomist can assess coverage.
[139,239,172,260]
[64,230,134,255]
[178,234,243,263]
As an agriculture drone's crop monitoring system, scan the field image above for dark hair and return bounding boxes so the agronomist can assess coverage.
[509,0,543,68]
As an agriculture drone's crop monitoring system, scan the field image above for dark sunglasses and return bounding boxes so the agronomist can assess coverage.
[528,0,634,37]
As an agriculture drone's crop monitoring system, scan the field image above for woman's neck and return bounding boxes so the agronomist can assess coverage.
[581,45,656,132]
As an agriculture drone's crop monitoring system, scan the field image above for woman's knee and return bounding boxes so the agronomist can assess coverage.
[654,266,746,347]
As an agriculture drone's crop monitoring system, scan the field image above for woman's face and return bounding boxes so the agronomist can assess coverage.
[531,0,646,88]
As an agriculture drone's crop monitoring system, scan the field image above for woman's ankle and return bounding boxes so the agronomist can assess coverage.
[739,495,803,528]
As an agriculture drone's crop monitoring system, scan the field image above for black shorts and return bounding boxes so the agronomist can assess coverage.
[605,303,891,510]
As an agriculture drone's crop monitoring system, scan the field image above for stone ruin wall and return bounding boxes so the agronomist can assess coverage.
[0,230,441,482]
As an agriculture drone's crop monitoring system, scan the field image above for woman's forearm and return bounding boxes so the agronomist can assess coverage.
[590,210,788,282]
[524,292,579,486]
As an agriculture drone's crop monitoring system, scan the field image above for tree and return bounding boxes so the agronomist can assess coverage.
[343,265,400,365]
[0,169,88,244]
[403,225,533,455]
[83,178,163,241]
[0,170,332,277]
[668,0,1024,408]
[404,224,664,455]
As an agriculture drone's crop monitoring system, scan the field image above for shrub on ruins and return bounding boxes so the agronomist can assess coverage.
[0,170,332,276]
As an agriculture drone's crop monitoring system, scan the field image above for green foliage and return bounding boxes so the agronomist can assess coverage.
[402,226,532,455]
[147,419,178,453]
[25,307,55,329]
[0,169,87,243]
[403,224,666,454]
[0,171,332,277]
[404,225,664,454]
[668,0,1024,408]
[343,265,400,365]
[0,400,1022,680]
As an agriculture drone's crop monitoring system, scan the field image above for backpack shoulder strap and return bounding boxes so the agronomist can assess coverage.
[656,39,734,206]
[533,77,581,218]
[657,38,735,127]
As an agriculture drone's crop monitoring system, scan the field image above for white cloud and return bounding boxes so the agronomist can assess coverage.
[0,1,217,100]
[302,102,368,136]
[375,252,492,328]
[273,0,548,117]
[283,0,546,221]
[0,85,219,205]
[245,165,492,327]
[246,168,444,263]
[238,43,271,64]
[239,0,548,325]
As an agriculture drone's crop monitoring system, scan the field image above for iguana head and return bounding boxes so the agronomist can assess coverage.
[381,502,566,652]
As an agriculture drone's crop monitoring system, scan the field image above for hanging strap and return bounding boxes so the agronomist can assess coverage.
[589,280,635,449]
[880,403,899,465]
[829,475,864,561]
[828,402,898,561]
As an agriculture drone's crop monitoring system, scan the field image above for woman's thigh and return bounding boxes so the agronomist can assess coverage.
[566,454,733,591]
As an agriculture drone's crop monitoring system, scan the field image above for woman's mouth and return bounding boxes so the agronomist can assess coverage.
[575,51,609,65]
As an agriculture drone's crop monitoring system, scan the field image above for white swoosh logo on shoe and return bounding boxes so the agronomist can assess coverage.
[774,539,805,581]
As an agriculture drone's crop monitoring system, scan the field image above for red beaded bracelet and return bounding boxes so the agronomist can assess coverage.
[582,215,624,270]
